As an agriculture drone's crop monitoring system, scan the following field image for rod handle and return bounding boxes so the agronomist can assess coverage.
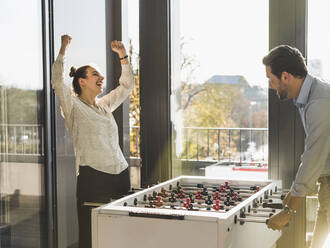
[262,203,283,209]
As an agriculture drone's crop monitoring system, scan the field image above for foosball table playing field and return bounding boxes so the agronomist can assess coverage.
[92,176,284,248]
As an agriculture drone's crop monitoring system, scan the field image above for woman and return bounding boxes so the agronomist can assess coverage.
[51,34,134,248]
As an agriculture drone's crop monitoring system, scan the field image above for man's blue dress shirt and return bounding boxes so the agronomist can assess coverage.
[291,73,330,197]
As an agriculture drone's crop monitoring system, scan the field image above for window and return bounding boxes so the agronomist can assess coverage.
[0,0,47,246]
[307,1,330,245]
[127,1,140,160]
[53,0,107,246]
[308,1,330,81]
[171,0,269,179]
[126,0,141,187]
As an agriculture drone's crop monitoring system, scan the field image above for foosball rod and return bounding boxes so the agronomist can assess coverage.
[262,202,283,209]
[154,196,243,206]
[245,212,273,218]
[134,201,237,210]
[250,207,276,213]
[177,187,260,194]
[161,199,240,206]
[163,190,254,198]
[133,204,228,213]
[180,184,263,191]
[268,194,286,200]
[271,189,290,195]
[237,217,269,224]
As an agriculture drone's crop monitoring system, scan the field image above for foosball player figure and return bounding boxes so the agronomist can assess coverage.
[202,187,208,196]
[224,197,231,207]
[197,183,204,188]
[251,186,260,193]
[195,190,203,200]
[213,199,221,211]
[232,192,239,201]
[213,191,221,201]
[148,194,153,201]
[177,189,186,199]
[183,198,191,209]
[155,196,163,207]
[169,192,176,203]
[189,193,195,203]
[227,188,235,197]
[205,195,213,205]
[148,201,156,208]
[160,187,168,197]
[219,185,226,193]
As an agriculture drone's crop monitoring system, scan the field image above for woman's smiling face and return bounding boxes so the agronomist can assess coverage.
[80,67,104,96]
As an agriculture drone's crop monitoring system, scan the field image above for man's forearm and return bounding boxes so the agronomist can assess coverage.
[287,194,304,211]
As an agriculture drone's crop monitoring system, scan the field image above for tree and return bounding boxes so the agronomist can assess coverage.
[128,39,140,158]
[182,83,247,160]
[127,37,268,161]
[178,37,205,111]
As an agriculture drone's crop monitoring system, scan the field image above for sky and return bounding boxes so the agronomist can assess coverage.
[0,0,107,91]
[128,0,330,86]
[307,0,330,81]
[53,0,106,90]
[127,0,269,88]
[178,0,269,87]
[1,0,329,90]
[0,0,43,90]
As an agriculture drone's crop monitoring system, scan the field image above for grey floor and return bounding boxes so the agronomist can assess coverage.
[1,195,47,248]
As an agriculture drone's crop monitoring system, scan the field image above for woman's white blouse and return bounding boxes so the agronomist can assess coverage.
[51,54,135,175]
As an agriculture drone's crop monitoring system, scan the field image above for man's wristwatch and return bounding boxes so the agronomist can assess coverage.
[283,205,296,215]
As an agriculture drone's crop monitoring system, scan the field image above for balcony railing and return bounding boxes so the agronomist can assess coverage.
[1,124,268,165]
[0,124,44,156]
[130,126,268,164]
[182,127,268,164]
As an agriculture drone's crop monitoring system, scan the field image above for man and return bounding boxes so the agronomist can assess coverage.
[263,45,330,248]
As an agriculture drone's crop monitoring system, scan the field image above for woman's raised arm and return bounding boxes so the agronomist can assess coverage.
[99,41,135,112]
[51,35,74,123]
[59,35,72,55]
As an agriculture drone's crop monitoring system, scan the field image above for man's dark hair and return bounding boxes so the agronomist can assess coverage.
[262,45,307,79]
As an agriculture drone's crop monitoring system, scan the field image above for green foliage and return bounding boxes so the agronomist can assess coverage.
[1,86,41,124]
[181,82,267,161]
[183,83,245,128]
[129,73,140,158]
[128,39,141,158]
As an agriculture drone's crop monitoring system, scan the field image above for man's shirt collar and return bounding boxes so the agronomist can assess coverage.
[293,73,313,108]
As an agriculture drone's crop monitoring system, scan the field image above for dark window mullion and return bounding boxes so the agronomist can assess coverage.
[41,0,57,247]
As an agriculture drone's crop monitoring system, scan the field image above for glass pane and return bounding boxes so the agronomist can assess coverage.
[308,1,330,81]
[53,0,107,246]
[127,0,141,188]
[0,0,47,247]
[307,1,330,246]
[171,0,269,180]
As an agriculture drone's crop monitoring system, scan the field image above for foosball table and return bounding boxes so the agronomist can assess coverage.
[92,176,283,248]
